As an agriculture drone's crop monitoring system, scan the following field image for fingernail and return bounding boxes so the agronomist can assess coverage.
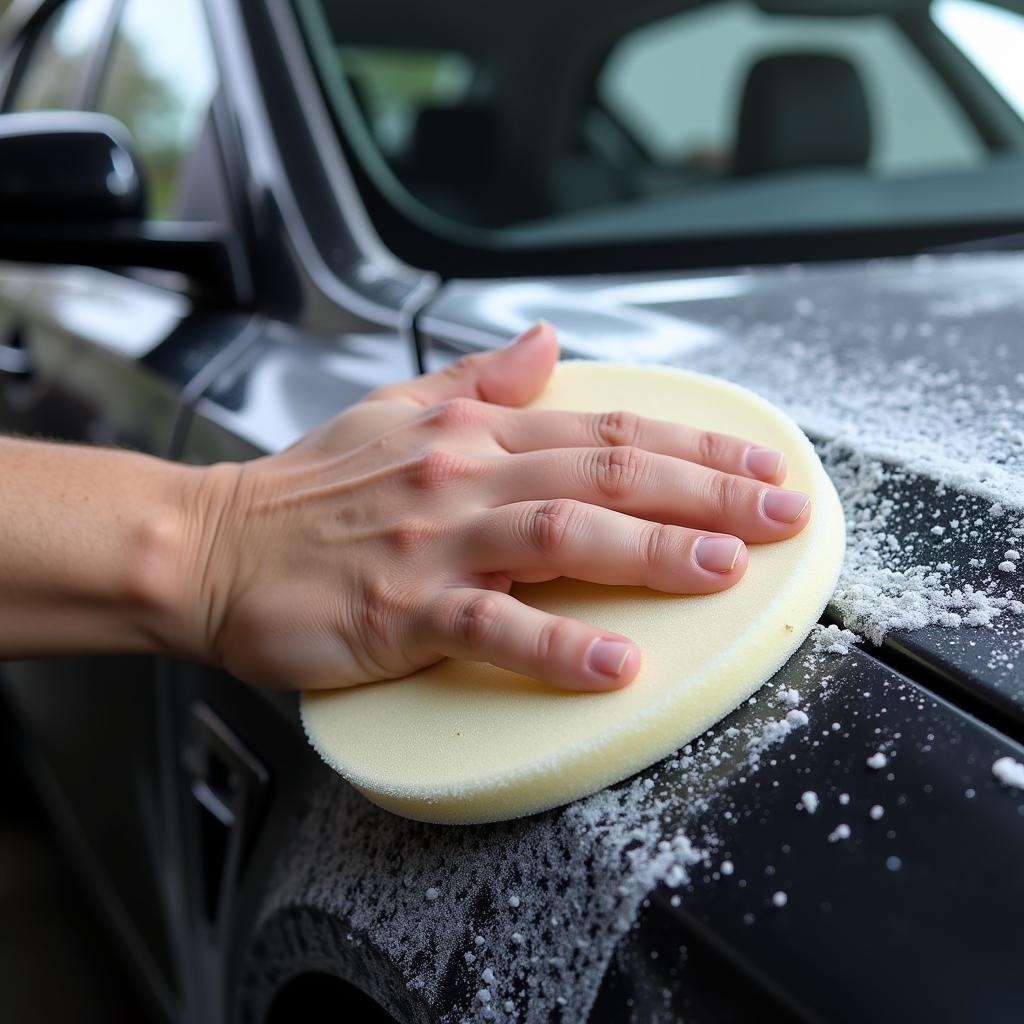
[695,536,743,573]
[744,447,785,480]
[586,638,633,678]
[512,321,546,346]
[762,489,811,523]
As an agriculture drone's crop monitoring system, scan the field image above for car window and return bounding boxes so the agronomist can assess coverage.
[934,0,1024,119]
[95,0,218,219]
[297,0,1024,270]
[598,0,982,178]
[341,46,475,160]
[8,0,110,112]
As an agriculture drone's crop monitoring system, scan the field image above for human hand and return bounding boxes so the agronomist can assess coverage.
[176,324,810,691]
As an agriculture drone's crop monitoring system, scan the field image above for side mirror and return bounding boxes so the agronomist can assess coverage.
[0,110,145,221]
[0,111,249,306]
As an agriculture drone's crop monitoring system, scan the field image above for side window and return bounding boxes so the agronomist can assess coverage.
[95,0,219,219]
[9,0,110,112]
[598,0,983,178]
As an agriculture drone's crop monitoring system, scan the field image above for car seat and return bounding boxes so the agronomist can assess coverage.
[733,53,871,176]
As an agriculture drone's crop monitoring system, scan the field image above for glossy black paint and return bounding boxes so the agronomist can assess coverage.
[1,1,1023,1023]
[0,110,144,220]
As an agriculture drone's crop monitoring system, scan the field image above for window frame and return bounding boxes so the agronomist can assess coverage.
[88,0,224,221]
[1,0,122,114]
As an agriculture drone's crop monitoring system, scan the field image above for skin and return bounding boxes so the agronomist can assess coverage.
[0,323,810,691]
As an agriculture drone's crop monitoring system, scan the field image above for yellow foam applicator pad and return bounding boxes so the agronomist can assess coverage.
[301,362,845,824]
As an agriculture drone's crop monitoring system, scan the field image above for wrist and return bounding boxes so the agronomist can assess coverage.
[126,458,245,665]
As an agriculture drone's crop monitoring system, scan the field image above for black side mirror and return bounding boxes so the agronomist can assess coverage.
[0,110,145,221]
[0,110,249,306]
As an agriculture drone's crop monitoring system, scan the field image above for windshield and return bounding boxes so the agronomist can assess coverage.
[294,0,1024,272]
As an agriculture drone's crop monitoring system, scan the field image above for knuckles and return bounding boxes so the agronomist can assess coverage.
[589,445,649,499]
[424,396,489,431]
[595,409,640,447]
[387,518,440,555]
[522,499,580,555]
[641,522,681,569]
[441,352,487,385]
[405,447,480,490]
[703,469,752,518]
[696,430,733,467]
[359,580,411,650]
[449,593,502,648]
[533,615,573,663]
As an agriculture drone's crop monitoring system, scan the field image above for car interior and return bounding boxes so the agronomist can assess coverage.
[297,0,1024,245]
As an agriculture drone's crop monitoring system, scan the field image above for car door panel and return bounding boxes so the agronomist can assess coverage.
[161,316,418,1023]
[0,261,260,1014]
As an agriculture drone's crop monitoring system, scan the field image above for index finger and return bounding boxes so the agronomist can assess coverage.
[489,407,788,485]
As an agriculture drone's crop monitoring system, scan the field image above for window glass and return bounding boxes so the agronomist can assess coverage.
[11,0,109,112]
[599,0,981,177]
[934,0,1024,119]
[340,47,474,159]
[96,0,218,218]
[297,0,1024,263]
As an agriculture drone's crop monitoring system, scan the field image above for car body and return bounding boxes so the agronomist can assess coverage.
[1,0,1023,1022]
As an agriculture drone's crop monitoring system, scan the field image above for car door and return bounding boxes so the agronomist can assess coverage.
[0,1,255,1018]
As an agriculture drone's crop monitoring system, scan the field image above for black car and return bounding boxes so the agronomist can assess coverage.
[2,0,1024,1021]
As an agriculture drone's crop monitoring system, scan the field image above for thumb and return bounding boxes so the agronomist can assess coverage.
[376,321,559,408]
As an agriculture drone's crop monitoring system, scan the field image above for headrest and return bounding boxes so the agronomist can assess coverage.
[734,53,871,176]
[412,105,498,179]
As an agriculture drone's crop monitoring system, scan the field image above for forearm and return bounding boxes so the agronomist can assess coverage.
[0,437,204,659]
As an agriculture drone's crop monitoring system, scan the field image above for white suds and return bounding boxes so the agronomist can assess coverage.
[998,561,1017,573]
[866,752,888,770]
[992,756,1024,790]
[799,791,819,814]
[812,624,862,656]
[638,256,1024,653]
[828,824,852,843]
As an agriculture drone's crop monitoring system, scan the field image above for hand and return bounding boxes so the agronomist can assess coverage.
[177,324,810,692]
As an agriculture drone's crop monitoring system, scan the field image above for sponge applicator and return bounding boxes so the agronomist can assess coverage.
[301,362,845,824]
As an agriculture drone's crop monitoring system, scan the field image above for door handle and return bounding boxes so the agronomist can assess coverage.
[0,325,33,378]
[182,701,270,928]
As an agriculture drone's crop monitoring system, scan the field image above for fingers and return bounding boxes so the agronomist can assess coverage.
[466,500,746,593]
[488,447,811,544]
[368,322,558,408]
[423,587,640,691]
[489,407,787,484]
